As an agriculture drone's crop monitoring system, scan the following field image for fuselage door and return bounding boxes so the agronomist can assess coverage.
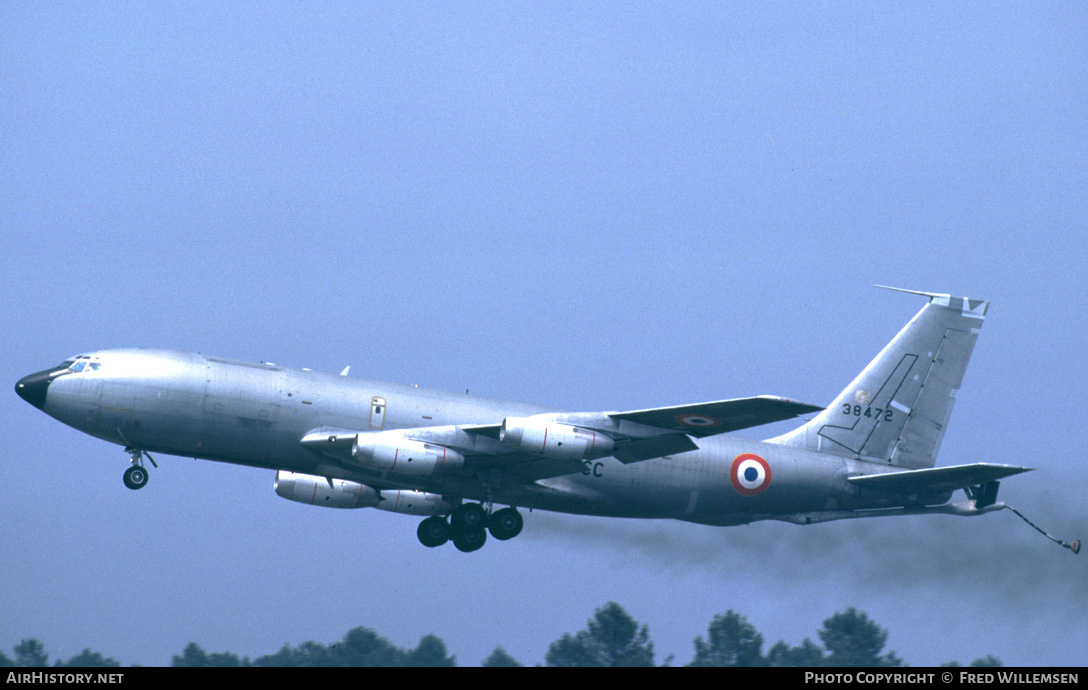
[371,397,386,429]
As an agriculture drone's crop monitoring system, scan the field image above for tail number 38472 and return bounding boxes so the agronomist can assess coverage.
[842,404,893,422]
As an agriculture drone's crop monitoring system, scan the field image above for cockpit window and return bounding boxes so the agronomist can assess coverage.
[62,357,102,373]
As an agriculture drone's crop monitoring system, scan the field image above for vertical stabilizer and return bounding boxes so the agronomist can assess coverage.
[767,288,988,469]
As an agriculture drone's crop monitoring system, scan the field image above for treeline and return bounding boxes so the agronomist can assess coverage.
[1,603,1001,667]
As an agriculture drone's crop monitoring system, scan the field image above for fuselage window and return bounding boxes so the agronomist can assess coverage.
[371,397,387,429]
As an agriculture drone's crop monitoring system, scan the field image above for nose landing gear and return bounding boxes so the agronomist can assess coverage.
[122,448,157,490]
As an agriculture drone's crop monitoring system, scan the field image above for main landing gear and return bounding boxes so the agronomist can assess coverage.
[122,447,157,490]
[416,504,524,552]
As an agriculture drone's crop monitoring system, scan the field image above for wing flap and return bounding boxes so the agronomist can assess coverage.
[498,457,589,482]
[612,433,699,463]
[848,463,1032,493]
[609,396,823,437]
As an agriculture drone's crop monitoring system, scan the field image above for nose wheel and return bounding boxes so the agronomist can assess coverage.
[122,448,157,490]
[123,465,149,490]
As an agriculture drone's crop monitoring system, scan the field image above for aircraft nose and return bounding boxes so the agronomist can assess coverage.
[15,369,56,410]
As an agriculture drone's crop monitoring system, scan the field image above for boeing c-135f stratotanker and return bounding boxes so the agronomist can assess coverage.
[14,288,1042,553]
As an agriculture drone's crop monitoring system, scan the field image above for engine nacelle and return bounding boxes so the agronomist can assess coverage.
[352,431,465,476]
[275,470,380,509]
[274,471,452,515]
[375,490,455,516]
[499,418,614,460]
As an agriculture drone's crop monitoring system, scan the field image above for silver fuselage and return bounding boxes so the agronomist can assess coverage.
[27,348,945,525]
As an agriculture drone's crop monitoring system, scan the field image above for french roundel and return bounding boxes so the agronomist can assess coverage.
[730,453,772,496]
[675,414,722,428]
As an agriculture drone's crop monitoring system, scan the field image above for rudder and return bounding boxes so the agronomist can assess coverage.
[768,288,988,469]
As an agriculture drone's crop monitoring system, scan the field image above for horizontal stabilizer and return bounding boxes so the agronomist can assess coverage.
[610,396,823,438]
[848,463,1032,494]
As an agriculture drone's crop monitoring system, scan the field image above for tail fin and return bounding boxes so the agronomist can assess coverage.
[767,287,988,469]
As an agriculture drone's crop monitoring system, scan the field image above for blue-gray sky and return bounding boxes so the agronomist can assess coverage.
[2,2,1085,667]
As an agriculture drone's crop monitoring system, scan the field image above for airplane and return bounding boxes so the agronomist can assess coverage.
[15,287,1034,553]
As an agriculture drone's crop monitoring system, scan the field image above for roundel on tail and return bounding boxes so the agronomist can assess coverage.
[730,453,772,496]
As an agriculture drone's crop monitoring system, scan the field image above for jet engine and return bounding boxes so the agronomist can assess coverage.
[375,490,455,516]
[275,470,380,509]
[499,418,614,460]
[274,471,453,515]
[352,431,465,476]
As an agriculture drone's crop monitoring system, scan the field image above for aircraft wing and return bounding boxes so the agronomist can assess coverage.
[847,463,1032,493]
[300,395,822,483]
[608,396,824,437]
[456,425,699,476]
[301,425,591,483]
[458,395,822,444]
